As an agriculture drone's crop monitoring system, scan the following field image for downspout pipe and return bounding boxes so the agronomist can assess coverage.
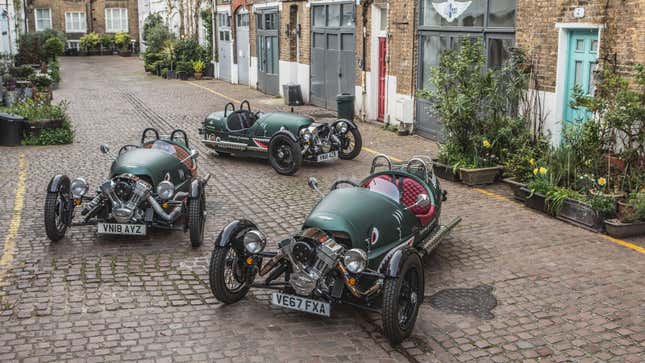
[359,0,373,122]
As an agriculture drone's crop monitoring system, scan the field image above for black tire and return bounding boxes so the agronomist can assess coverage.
[44,190,69,242]
[188,193,205,247]
[382,254,424,344]
[216,150,231,157]
[339,128,362,160]
[209,246,252,303]
[269,134,302,176]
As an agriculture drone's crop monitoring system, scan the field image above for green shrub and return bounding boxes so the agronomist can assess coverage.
[11,99,68,121]
[80,33,101,50]
[143,14,174,53]
[114,32,132,51]
[29,74,53,91]
[174,39,206,62]
[10,65,35,80]
[44,37,65,60]
[176,61,193,75]
[16,30,66,64]
[100,34,114,49]
[22,120,74,146]
[49,59,61,83]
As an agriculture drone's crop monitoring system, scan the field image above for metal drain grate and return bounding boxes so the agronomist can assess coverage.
[428,284,497,320]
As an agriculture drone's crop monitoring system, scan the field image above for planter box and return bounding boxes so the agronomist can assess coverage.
[522,187,547,213]
[556,198,604,232]
[502,178,529,201]
[604,219,645,238]
[432,159,460,182]
[459,166,503,186]
[24,118,64,137]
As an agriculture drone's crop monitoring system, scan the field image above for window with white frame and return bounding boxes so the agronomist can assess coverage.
[105,8,128,33]
[35,8,52,31]
[65,12,86,33]
[67,41,80,50]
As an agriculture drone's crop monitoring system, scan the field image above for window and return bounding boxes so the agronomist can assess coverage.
[379,7,387,31]
[218,13,230,27]
[422,0,485,27]
[313,4,355,28]
[237,13,249,27]
[67,41,80,50]
[65,12,86,33]
[105,8,128,33]
[35,8,52,31]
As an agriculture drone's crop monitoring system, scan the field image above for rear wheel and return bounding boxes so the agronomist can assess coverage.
[269,134,302,176]
[44,189,69,242]
[188,193,205,247]
[339,128,362,160]
[382,255,424,344]
[209,246,252,303]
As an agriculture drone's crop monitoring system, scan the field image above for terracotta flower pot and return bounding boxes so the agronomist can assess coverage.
[459,166,504,186]
[194,72,203,80]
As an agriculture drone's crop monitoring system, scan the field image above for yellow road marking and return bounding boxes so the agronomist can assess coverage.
[361,146,403,162]
[473,187,645,256]
[185,80,242,104]
[0,154,27,286]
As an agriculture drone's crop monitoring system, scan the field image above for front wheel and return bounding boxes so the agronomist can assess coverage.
[209,246,252,303]
[339,128,362,160]
[187,194,205,247]
[382,254,424,344]
[44,189,69,242]
[269,134,302,176]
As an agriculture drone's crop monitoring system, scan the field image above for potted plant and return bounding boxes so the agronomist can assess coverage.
[44,36,65,62]
[176,61,192,80]
[80,33,101,55]
[192,60,205,80]
[114,32,132,56]
[522,166,551,213]
[3,74,18,107]
[30,74,53,103]
[100,34,114,55]
[605,191,645,238]
[161,41,176,79]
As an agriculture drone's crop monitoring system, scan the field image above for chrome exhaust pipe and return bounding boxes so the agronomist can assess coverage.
[421,217,461,255]
[147,195,182,222]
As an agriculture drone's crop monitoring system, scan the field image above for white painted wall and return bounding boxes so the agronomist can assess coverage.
[278,60,310,103]
[0,1,24,56]
[250,56,258,89]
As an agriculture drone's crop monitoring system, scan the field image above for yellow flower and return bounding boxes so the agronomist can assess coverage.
[529,158,535,166]
[597,177,607,186]
[539,167,547,175]
[533,168,538,175]
[483,140,491,149]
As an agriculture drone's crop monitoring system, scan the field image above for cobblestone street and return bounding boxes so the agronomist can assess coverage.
[0,56,643,362]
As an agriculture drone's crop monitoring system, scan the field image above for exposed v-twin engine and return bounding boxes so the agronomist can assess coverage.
[100,176,151,223]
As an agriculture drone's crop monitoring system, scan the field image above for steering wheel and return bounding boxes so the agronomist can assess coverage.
[119,145,139,155]
[141,128,160,145]
[240,100,252,112]
[170,129,189,147]
[224,102,235,117]
[330,180,359,190]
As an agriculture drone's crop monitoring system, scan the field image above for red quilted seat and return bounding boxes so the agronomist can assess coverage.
[363,174,436,226]
[402,178,436,226]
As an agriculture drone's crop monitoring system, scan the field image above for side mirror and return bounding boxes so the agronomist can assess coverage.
[99,144,110,154]
[407,194,431,210]
[308,177,324,197]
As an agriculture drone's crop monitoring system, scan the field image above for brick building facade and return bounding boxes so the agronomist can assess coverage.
[26,0,139,49]
[211,0,643,141]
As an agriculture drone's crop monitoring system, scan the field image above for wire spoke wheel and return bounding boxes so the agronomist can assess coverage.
[209,245,253,303]
[339,128,362,160]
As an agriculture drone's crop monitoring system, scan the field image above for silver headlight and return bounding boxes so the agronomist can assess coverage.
[70,178,89,197]
[299,128,312,142]
[343,248,367,274]
[336,121,348,134]
[156,180,175,200]
[243,230,266,254]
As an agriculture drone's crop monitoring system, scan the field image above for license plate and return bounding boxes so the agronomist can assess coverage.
[97,223,146,236]
[271,292,330,317]
[317,151,339,162]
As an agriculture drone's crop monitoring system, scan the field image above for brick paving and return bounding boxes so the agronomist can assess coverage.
[0,56,642,362]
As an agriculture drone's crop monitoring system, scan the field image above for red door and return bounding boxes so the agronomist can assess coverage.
[377,37,387,122]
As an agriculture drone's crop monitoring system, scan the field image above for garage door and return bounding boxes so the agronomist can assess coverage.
[310,3,355,111]
[256,8,280,95]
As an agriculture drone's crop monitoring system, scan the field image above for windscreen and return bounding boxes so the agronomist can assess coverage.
[366,178,400,202]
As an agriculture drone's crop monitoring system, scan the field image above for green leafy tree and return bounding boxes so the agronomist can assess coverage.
[44,37,65,61]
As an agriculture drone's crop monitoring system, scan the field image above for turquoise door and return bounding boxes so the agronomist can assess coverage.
[563,29,599,123]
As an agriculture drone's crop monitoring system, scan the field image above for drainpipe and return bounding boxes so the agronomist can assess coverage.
[212,0,217,75]
[359,0,373,122]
